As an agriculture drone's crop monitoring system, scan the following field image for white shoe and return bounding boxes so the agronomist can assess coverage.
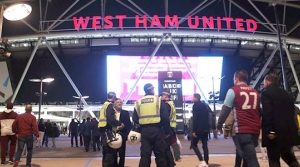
[198,161,208,167]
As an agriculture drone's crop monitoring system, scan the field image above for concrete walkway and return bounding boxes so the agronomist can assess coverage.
[12,135,300,167]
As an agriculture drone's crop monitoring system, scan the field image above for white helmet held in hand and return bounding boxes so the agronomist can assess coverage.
[106,131,123,149]
[127,130,141,145]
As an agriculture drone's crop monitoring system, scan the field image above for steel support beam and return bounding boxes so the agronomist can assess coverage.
[169,35,208,103]
[49,0,96,31]
[286,21,300,35]
[222,0,227,17]
[115,0,151,23]
[39,0,42,31]
[11,38,42,103]
[128,0,151,18]
[101,0,105,28]
[252,46,278,88]
[165,0,168,15]
[42,0,49,31]
[273,4,288,91]
[44,39,88,107]
[229,0,275,33]
[229,0,231,17]
[123,35,166,104]
[178,0,208,24]
[47,0,79,31]
[252,0,300,9]
[190,0,216,17]
[247,0,277,32]
[283,42,300,95]
[283,1,286,33]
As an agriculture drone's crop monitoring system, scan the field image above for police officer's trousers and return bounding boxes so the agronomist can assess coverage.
[101,132,117,167]
[139,127,167,167]
[165,131,175,167]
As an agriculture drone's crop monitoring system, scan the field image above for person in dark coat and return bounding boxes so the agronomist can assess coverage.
[113,98,132,167]
[192,93,210,166]
[69,118,79,147]
[78,119,86,146]
[81,117,92,152]
[91,118,101,151]
[261,74,300,167]
[43,120,52,147]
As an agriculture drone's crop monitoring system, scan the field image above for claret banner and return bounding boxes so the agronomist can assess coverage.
[73,14,258,31]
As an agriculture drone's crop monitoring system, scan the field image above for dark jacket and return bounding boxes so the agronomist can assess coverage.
[132,94,170,135]
[69,121,79,133]
[50,125,60,138]
[81,121,92,136]
[261,83,300,147]
[102,100,122,132]
[192,101,210,133]
[38,123,45,132]
[118,109,132,141]
[45,122,52,135]
[91,121,100,136]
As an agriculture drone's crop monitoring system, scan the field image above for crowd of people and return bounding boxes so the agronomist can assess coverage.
[0,70,299,167]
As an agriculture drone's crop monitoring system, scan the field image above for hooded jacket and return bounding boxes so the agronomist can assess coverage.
[0,109,18,136]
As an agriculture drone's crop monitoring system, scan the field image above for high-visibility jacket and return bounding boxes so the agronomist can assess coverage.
[135,95,161,125]
[98,101,111,128]
[168,101,177,128]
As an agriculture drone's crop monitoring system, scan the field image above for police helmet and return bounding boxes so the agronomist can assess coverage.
[106,131,122,149]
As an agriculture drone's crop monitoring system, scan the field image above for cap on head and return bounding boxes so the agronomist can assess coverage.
[144,83,154,93]
[161,91,171,98]
[107,92,116,99]
[6,102,13,109]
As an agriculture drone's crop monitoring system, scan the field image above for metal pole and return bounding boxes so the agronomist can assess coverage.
[212,77,216,112]
[44,39,88,106]
[49,0,96,31]
[247,0,277,32]
[273,4,288,91]
[42,1,49,30]
[283,42,300,93]
[39,0,42,31]
[169,35,208,103]
[79,96,82,121]
[0,6,3,39]
[229,0,276,33]
[11,39,42,103]
[128,0,151,18]
[178,0,208,24]
[38,79,43,122]
[123,35,166,104]
[47,0,80,31]
[251,46,279,88]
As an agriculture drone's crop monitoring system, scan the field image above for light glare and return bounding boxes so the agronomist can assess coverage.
[3,3,32,21]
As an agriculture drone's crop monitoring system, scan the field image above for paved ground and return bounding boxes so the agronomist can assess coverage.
[12,134,300,167]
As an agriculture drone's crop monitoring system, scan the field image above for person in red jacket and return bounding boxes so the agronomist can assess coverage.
[12,104,40,167]
[0,102,18,165]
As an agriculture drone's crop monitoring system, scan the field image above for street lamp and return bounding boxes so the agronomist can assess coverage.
[73,95,89,121]
[29,78,54,121]
[3,3,32,21]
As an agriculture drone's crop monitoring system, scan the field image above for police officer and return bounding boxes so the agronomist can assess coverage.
[133,83,170,167]
[98,92,124,167]
[161,91,176,167]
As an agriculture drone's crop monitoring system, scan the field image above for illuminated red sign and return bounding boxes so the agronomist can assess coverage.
[72,15,258,31]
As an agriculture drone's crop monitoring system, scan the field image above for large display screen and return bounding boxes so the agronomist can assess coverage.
[107,55,223,101]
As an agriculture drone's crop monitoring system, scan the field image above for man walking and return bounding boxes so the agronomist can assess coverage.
[12,104,40,167]
[81,117,92,152]
[78,119,86,146]
[0,102,18,165]
[132,83,170,167]
[191,93,210,167]
[69,118,79,147]
[261,74,300,167]
[217,70,261,167]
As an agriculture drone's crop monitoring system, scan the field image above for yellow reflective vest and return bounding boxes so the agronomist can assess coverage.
[135,95,161,125]
[98,101,111,128]
[168,101,177,128]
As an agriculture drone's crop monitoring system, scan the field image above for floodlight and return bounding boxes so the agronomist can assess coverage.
[3,3,32,21]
